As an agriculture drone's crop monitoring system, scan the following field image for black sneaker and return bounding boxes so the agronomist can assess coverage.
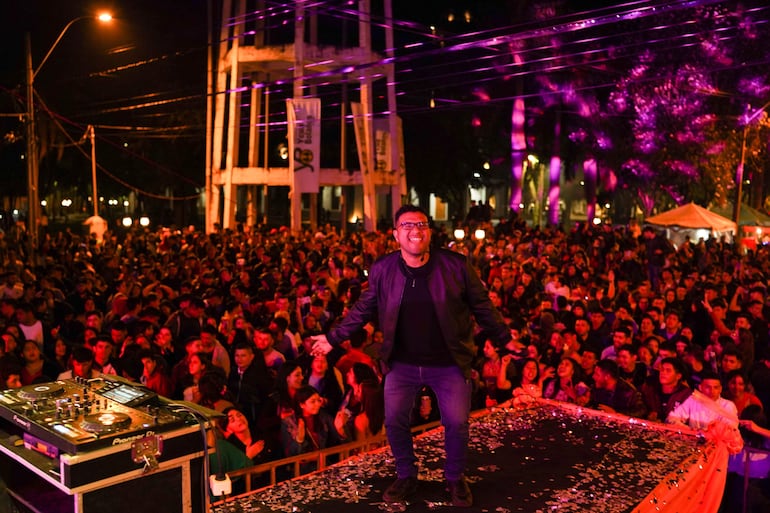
[446,476,473,507]
[383,476,419,503]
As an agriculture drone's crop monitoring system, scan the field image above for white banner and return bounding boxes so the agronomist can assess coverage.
[373,118,393,185]
[287,98,321,193]
[373,116,407,193]
[350,102,369,176]
[396,116,407,195]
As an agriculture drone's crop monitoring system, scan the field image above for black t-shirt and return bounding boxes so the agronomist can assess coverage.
[391,258,454,367]
[659,391,673,413]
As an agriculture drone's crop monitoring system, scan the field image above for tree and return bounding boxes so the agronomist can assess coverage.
[602,2,770,215]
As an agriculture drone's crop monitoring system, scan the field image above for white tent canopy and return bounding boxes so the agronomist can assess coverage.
[645,202,736,246]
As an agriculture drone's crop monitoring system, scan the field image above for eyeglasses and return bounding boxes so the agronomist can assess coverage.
[397,221,430,231]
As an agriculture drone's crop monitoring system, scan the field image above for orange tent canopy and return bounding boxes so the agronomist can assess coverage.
[645,202,737,233]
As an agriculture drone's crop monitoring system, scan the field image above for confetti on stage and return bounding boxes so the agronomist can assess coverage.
[213,404,712,513]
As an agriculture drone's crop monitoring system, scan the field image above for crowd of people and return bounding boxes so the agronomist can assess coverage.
[1,211,770,509]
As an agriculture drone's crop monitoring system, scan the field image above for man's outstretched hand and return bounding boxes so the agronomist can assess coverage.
[311,334,333,356]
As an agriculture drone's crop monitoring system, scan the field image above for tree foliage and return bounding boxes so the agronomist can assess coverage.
[597,2,770,214]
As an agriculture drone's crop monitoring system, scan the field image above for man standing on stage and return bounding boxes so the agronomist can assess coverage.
[313,205,511,507]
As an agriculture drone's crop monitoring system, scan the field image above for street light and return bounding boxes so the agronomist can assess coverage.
[734,99,770,226]
[25,12,112,262]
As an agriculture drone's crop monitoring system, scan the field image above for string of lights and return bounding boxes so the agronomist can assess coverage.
[71,1,770,127]
[209,1,770,117]
[23,0,770,202]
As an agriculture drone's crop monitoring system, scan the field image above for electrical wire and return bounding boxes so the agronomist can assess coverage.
[40,0,770,128]
[52,1,770,135]
[208,1,770,123]
[15,0,770,210]
[35,93,204,199]
[167,403,215,513]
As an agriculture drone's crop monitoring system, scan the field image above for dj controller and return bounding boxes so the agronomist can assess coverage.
[0,376,191,455]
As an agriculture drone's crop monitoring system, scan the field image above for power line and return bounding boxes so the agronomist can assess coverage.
[34,94,204,198]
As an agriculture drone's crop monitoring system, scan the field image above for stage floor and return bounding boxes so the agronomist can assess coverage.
[212,403,716,513]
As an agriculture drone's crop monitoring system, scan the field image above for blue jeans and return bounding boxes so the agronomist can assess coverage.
[384,362,472,481]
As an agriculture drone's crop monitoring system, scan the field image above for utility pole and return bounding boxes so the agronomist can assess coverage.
[734,100,770,226]
[25,33,39,265]
[23,14,112,263]
[90,125,98,216]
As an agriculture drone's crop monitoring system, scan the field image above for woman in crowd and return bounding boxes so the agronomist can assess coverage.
[478,339,504,407]
[222,406,273,464]
[281,385,348,459]
[703,334,730,374]
[20,340,58,386]
[493,352,520,404]
[0,361,22,390]
[183,352,214,403]
[509,357,543,407]
[411,385,440,426]
[544,330,566,369]
[725,370,763,417]
[51,337,71,376]
[271,361,306,420]
[305,354,345,416]
[170,336,202,399]
[339,362,379,426]
[542,356,590,406]
[140,350,173,397]
[350,379,385,441]
[198,370,235,412]
[1,332,20,365]
[643,336,661,369]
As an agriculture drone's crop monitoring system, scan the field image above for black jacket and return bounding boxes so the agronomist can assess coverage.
[327,248,511,377]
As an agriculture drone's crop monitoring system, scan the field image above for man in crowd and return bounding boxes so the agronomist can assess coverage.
[200,324,231,375]
[93,336,118,375]
[58,345,100,380]
[165,295,205,358]
[641,357,692,422]
[616,344,648,389]
[667,370,739,430]
[228,339,273,428]
[16,302,44,349]
[601,326,632,361]
[579,347,600,387]
[591,359,647,418]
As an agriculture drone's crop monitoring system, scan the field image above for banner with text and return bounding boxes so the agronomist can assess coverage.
[287,98,321,193]
[373,119,393,185]
[372,117,407,194]
[396,116,407,195]
[350,102,370,176]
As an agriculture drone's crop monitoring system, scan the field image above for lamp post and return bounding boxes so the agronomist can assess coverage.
[89,125,98,217]
[24,13,112,263]
[734,100,770,226]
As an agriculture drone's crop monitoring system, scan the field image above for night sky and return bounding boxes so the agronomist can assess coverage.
[1,0,207,130]
[2,0,764,223]
[0,0,631,141]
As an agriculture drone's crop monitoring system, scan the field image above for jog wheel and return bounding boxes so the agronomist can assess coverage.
[80,412,132,433]
[18,382,65,401]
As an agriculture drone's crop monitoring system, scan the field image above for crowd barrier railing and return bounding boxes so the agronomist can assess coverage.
[212,419,442,504]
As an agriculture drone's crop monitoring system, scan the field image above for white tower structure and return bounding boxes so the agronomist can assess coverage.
[206,0,404,233]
